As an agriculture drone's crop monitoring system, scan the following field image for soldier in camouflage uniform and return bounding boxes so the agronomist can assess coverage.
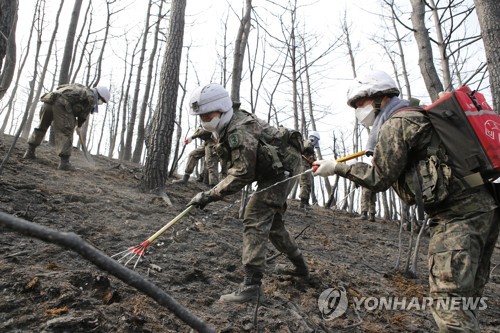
[313,70,499,332]
[23,84,110,171]
[358,186,376,222]
[174,126,219,186]
[186,83,309,303]
[299,131,319,209]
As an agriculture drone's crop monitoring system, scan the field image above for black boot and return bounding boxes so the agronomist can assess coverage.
[58,155,75,171]
[369,213,376,222]
[173,174,190,184]
[219,267,264,303]
[23,145,37,159]
[275,251,309,278]
[357,212,368,220]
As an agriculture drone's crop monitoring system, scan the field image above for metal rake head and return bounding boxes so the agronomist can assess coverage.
[111,241,151,269]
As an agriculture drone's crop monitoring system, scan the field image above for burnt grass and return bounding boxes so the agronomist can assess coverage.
[1,134,499,333]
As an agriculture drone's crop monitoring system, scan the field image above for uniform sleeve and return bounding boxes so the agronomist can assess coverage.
[209,128,258,199]
[334,116,425,192]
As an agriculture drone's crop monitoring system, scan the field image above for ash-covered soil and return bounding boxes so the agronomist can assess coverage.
[1,134,499,332]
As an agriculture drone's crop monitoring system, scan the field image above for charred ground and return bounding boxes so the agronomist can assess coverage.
[0,134,499,333]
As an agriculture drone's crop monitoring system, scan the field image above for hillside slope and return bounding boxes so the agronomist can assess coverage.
[1,134,499,332]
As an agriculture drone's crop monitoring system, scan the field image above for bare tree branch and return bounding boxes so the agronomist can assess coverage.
[0,212,215,333]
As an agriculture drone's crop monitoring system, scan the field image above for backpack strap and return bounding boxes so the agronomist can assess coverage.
[392,107,444,160]
[412,166,426,221]
[392,107,441,218]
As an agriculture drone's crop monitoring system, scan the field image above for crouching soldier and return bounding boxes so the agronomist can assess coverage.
[23,84,110,170]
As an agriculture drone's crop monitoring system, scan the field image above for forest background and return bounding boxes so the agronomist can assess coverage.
[0,0,498,219]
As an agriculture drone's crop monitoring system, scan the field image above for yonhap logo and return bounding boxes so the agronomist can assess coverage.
[317,286,348,320]
[317,288,488,322]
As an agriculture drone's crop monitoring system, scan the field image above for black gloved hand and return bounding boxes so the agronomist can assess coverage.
[187,191,214,209]
[365,150,373,157]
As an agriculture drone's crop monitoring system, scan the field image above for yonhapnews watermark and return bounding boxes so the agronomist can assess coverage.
[318,287,488,321]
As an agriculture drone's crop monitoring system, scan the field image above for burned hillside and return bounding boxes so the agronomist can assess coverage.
[1,134,499,333]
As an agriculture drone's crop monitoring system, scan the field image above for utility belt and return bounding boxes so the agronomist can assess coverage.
[448,174,500,209]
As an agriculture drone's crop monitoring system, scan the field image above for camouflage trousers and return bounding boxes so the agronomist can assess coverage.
[184,141,219,185]
[428,187,499,332]
[27,102,77,157]
[242,172,300,272]
[299,162,313,202]
[360,187,376,214]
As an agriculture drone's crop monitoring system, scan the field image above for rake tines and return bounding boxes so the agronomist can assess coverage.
[112,206,194,269]
[111,240,151,269]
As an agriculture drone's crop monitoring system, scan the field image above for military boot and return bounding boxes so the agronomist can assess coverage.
[173,174,190,184]
[357,212,368,221]
[220,269,263,303]
[369,213,376,222]
[275,252,310,279]
[23,145,37,159]
[58,156,76,171]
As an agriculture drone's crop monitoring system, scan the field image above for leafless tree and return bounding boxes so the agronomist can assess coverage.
[0,0,46,174]
[69,1,91,83]
[123,1,152,161]
[339,13,360,213]
[132,0,166,163]
[58,0,83,85]
[118,37,141,160]
[142,0,187,192]
[168,50,189,177]
[474,0,500,113]
[230,0,252,103]
[377,1,413,99]
[0,0,34,134]
[0,0,17,101]
[409,0,444,100]
[21,0,65,140]
[109,39,134,159]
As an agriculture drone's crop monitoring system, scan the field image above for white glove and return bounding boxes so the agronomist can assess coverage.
[312,159,337,177]
[75,127,82,136]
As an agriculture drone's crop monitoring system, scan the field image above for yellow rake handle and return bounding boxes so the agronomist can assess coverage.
[312,151,366,173]
[335,150,366,162]
[147,205,194,244]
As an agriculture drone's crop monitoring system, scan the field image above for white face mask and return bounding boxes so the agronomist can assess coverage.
[201,115,221,132]
[97,99,104,105]
[355,104,376,127]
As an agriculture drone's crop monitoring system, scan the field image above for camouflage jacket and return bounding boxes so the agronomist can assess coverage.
[41,83,96,127]
[334,108,497,216]
[209,108,301,199]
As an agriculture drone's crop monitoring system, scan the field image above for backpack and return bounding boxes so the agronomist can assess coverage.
[423,86,500,181]
[258,125,304,176]
[391,86,500,212]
